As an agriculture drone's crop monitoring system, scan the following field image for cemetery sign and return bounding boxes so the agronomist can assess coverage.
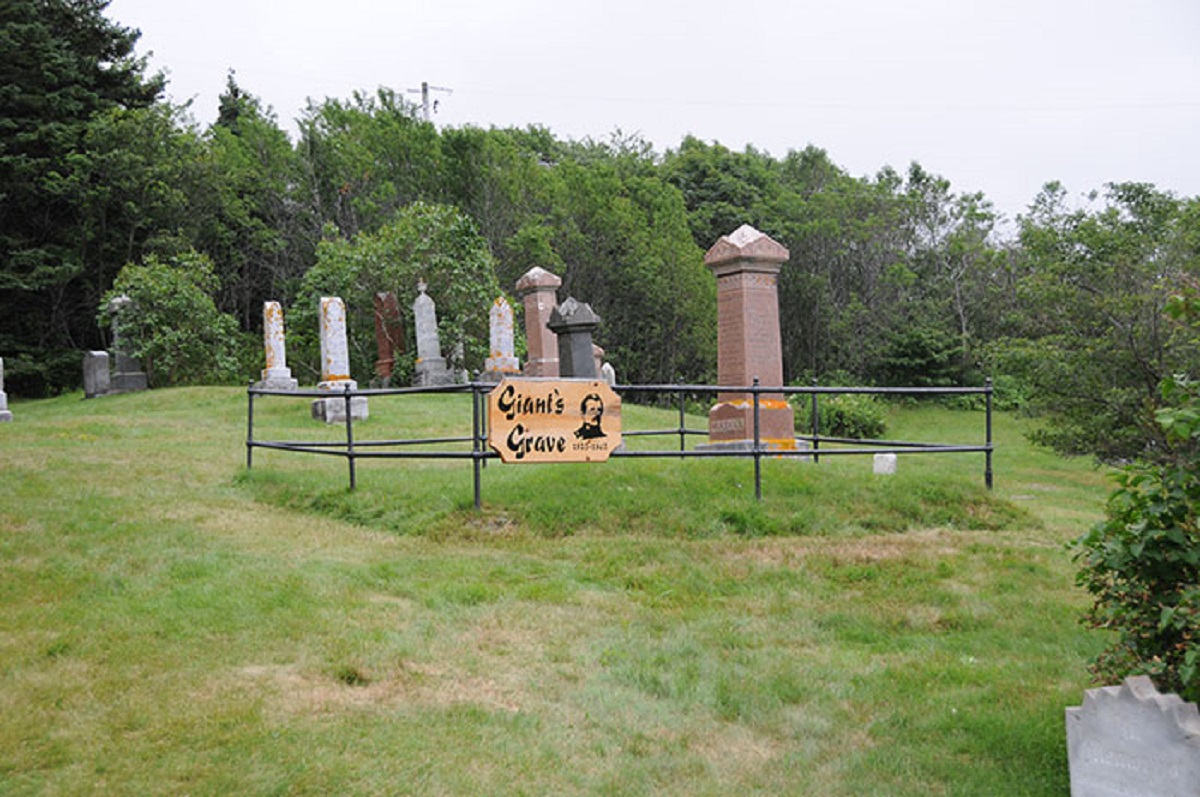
[488,378,622,463]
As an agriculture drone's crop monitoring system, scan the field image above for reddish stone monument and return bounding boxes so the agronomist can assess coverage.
[372,291,405,385]
[705,225,795,448]
[515,267,562,377]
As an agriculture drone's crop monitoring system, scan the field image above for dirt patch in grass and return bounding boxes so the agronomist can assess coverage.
[690,723,783,773]
[720,529,962,568]
[230,661,524,717]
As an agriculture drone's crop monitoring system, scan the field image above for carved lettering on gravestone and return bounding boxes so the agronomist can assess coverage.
[488,378,622,463]
[1066,676,1200,797]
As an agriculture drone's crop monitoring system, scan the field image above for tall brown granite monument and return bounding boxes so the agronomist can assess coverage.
[515,267,561,377]
[705,224,795,449]
[372,291,405,386]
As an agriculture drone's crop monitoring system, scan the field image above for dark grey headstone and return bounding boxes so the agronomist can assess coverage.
[1066,676,1200,797]
[548,297,601,379]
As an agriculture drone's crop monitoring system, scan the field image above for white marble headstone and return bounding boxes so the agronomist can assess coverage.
[484,296,519,375]
[1066,676,1200,797]
[318,296,355,389]
[259,301,298,390]
[873,453,897,475]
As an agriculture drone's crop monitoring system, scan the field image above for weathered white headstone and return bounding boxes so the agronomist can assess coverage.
[483,296,520,380]
[83,351,110,399]
[312,296,367,423]
[601,361,617,387]
[412,281,454,387]
[873,453,897,475]
[1066,676,1200,797]
[317,297,354,389]
[0,358,12,422]
[258,301,298,390]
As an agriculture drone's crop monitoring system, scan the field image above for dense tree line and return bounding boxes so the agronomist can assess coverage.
[3,0,1199,465]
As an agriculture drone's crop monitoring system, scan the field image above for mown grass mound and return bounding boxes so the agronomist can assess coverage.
[241,390,1032,540]
[0,387,1111,796]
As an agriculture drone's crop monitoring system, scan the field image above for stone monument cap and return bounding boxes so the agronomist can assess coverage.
[704,224,789,271]
[549,297,601,331]
[515,266,563,294]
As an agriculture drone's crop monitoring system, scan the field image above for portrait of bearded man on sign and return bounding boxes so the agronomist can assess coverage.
[574,393,606,440]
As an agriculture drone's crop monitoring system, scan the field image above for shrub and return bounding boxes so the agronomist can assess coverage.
[1072,290,1200,702]
[793,392,887,440]
[100,252,241,387]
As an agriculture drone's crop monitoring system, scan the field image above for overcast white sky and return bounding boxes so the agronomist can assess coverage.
[107,0,1200,223]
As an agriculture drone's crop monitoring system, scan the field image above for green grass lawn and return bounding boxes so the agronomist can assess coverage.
[0,387,1113,795]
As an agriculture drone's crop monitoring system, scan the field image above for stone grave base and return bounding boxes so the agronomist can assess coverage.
[258,367,298,391]
[696,438,812,457]
[414,358,456,387]
[109,371,148,394]
[478,369,521,384]
[0,410,11,423]
[707,399,795,443]
[312,396,369,424]
[256,376,299,391]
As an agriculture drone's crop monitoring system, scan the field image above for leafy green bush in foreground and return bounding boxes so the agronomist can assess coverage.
[1073,291,1200,702]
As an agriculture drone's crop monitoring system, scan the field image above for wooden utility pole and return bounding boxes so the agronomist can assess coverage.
[407,81,453,122]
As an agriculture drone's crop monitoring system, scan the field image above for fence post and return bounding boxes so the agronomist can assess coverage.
[678,377,687,457]
[811,377,820,465]
[246,383,255,470]
[343,383,356,491]
[753,376,762,501]
[985,377,994,490]
[472,382,483,510]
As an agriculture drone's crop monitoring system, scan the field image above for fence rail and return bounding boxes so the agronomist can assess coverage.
[246,379,994,507]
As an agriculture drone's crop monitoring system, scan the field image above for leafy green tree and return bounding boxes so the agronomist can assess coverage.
[1073,287,1200,701]
[199,73,312,327]
[439,125,561,283]
[101,251,241,386]
[541,143,715,384]
[996,183,1200,461]
[0,0,164,394]
[297,88,442,239]
[291,202,499,384]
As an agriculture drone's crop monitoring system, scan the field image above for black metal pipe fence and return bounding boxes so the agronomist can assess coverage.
[246,378,994,507]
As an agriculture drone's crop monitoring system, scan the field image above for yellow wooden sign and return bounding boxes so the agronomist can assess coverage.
[488,378,622,463]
